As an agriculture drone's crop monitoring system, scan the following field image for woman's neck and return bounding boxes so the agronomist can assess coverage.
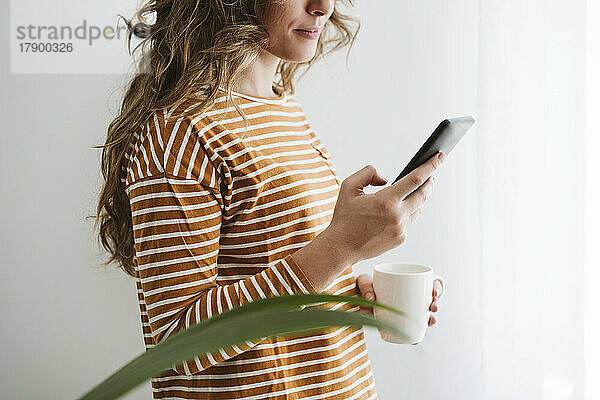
[233,51,281,98]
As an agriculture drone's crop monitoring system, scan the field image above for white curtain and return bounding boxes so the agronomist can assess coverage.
[477,0,599,399]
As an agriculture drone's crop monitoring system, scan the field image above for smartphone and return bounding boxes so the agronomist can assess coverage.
[392,116,475,184]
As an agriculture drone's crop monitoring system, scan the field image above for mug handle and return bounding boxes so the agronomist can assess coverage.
[433,273,445,299]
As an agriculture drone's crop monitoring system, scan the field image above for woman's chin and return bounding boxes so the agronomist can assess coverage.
[285,52,318,64]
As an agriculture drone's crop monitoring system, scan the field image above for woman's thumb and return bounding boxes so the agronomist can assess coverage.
[345,165,388,191]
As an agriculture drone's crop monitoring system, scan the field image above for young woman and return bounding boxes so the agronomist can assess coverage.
[95,0,443,398]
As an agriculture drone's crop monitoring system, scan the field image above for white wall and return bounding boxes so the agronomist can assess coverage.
[0,0,482,398]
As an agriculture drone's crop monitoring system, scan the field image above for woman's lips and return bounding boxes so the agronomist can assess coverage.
[293,29,319,40]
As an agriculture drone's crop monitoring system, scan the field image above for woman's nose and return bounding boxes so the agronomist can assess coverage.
[307,0,333,17]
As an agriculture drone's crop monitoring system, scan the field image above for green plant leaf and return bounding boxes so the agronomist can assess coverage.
[78,293,411,400]
[182,292,413,324]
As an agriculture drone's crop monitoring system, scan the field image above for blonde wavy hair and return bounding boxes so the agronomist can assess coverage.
[93,0,360,277]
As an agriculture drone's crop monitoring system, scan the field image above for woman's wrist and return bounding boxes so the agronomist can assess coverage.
[317,226,362,267]
[290,227,361,293]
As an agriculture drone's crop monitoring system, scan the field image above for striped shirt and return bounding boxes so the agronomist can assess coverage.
[123,88,378,399]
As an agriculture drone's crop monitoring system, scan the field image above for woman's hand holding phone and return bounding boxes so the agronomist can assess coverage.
[291,151,445,292]
[322,151,446,265]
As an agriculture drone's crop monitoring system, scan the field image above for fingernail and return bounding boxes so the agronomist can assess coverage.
[366,292,374,300]
[438,152,446,162]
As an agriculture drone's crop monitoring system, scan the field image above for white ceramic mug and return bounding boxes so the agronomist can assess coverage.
[372,263,445,344]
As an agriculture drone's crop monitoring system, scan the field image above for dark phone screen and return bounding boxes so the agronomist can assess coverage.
[392,116,475,184]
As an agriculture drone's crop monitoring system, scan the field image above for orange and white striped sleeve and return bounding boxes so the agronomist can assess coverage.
[127,116,319,376]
